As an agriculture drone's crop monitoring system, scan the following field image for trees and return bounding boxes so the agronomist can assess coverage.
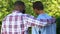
[0,0,60,34]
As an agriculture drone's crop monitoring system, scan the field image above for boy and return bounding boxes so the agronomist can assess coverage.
[32,1,56,34]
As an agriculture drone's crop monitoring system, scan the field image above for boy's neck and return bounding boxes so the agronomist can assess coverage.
[38,10,45,15]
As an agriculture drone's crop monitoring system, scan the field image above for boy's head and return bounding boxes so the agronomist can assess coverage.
[33,1,44,15]
[14,1,25,13]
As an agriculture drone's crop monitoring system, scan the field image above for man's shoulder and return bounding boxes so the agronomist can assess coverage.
[23,14,34,18]
[2,13,12,21]
[4,13,12,17]
[4,13,14,19]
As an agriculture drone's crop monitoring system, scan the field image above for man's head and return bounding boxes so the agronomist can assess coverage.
[14,1,25,14]
[33,1,44,15]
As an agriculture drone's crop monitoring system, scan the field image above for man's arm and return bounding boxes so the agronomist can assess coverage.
[23,14,47,27]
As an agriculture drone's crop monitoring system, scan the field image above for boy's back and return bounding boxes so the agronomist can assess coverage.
[37,13,56,34]
[32,13,56,34]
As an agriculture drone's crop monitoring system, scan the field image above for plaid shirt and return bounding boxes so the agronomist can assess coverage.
[1,10,55,34]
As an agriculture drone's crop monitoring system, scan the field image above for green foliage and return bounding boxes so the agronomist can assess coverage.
[56,17,60,34]
[0,0,60,34]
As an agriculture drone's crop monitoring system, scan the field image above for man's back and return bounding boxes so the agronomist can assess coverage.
[1,11,25,34]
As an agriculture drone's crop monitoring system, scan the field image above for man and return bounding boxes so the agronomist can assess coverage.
[1,1,47,34]
[32,1,56,34]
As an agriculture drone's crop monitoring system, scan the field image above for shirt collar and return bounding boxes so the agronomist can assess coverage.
[39,13,47,15]
[12,10,23,14]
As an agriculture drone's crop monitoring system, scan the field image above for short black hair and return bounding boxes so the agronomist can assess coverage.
[14,1,25,6]
[14,1,25,14]
[33,1,44,10]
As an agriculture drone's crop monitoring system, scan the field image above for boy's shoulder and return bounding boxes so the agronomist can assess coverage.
[37,13,52,19]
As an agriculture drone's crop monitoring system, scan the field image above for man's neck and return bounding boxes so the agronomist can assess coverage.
[13,10,21,13]
[14,10,20,12]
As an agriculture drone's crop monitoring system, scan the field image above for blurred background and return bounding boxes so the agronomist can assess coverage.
[0,0,60,34]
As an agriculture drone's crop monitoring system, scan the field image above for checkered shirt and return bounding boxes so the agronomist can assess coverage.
[1,10,55,34]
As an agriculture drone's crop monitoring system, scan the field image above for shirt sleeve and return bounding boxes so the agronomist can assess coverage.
[23,14,47,27]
